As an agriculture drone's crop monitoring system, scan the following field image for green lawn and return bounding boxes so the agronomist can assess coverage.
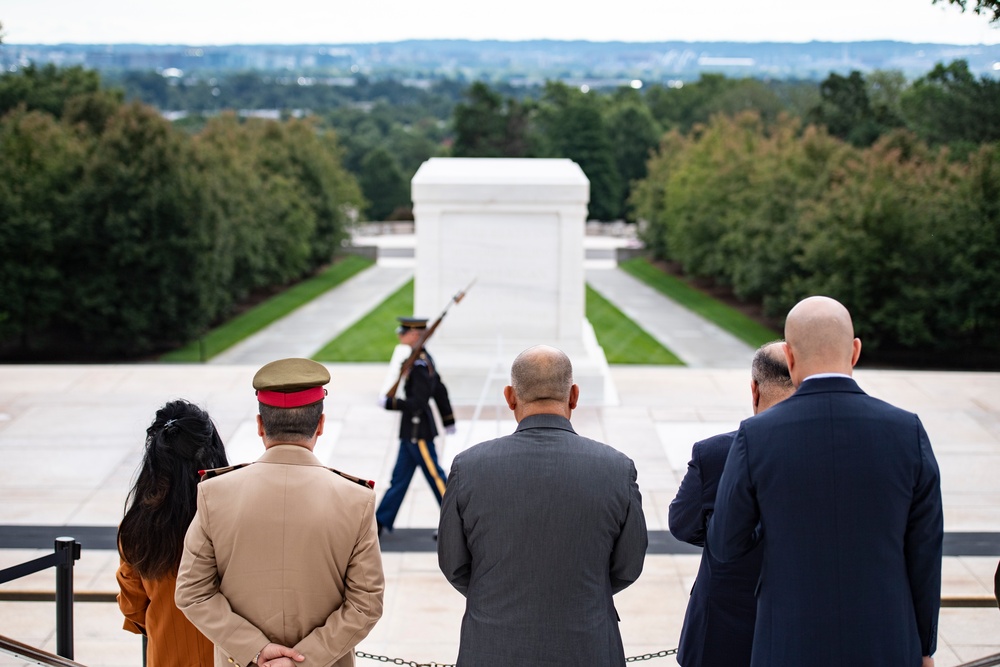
[160,255,374,362]
[586,285,683,365]
[619,257,780,348]
[313,279,414,362]
[313,280,682,365]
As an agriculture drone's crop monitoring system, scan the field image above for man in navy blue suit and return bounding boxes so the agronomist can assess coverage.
[669,340,794,667]
[708,296,942,667]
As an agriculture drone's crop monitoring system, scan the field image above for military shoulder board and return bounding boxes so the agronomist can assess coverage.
[198,462,252,481]
[328,467,376,490]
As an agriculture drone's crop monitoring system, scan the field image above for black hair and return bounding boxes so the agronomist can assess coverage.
[258,401,323,440]
[117,399,228,580]
[751,340,793,389]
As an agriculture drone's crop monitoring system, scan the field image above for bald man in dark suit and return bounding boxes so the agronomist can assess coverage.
[708,296,942,667]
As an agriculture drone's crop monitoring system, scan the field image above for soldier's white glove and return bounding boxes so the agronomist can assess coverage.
[445,425,457,435]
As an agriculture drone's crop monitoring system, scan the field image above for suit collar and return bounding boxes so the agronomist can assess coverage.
[258,443,323,466]
[794,375,866,397]
[514,413,577,434]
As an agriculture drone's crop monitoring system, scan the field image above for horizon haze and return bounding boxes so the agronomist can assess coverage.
[2,0,999,46]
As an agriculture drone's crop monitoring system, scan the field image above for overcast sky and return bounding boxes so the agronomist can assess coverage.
[3,0,998,45]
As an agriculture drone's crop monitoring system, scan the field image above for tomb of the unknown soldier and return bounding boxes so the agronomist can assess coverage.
[411,157,616,406]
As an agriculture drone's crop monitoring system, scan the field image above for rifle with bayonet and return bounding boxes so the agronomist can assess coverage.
[384,278,475,401]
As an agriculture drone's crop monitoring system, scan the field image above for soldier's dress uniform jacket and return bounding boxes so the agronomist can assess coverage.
[669,431,762,667]
[376,349,454,529]
[708,376,943,667]
[175,444,384,667]
[385,350,454,443]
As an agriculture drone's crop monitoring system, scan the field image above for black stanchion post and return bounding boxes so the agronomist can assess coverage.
[54,537,80,660]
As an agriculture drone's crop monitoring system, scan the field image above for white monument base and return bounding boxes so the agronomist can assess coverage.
[429,319,620,409]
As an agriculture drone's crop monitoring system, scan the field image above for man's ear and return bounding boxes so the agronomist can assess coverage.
[503,385,517,411]
[568,384,580,411]
[751,379,761,414]
[315,412,326,437]
[851,338,862,367]
[256,414,266,438]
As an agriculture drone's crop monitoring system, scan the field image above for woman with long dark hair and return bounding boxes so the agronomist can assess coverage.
[117,399,228,667]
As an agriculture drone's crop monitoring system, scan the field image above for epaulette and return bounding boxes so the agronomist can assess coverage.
[328,467,376,490]
[198,463,252,481]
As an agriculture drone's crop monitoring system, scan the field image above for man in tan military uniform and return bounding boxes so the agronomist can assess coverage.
[176,358,384,667]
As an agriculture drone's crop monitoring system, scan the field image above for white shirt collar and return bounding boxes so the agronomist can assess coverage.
[802,372,853,382]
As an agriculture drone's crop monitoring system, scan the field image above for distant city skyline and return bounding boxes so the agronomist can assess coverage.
[3,0,999,45]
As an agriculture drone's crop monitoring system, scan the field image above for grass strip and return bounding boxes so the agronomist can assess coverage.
[313,279,413,362]
[619,257,780,349]
[313,279,682,365]
[160,254,374,362]
[587,285,684,365]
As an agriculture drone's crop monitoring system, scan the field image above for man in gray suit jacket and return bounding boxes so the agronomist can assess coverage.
[437,345,648,667]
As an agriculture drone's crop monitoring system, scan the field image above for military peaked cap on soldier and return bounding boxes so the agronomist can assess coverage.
[253,358,330,408]
[396,316,428,334]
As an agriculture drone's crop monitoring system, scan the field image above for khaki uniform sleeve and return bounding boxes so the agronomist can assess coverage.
[115,556,148,635]
[293,492,385,666]
[175,485,270,667]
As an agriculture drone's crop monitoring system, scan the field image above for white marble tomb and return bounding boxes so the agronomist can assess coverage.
[410,157,616,406]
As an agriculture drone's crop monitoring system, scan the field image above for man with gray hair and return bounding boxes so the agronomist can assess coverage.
[669,341,794,667]
[437,345,648,666]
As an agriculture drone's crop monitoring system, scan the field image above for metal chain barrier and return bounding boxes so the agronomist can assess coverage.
[355,651,454,666]
[626,648,679,661]
[356,647,678,665]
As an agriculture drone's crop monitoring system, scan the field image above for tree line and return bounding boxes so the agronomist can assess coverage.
[113,60,999,221]
[0,65,361,359]
[2,59,998,360]
[633,112,1000,361]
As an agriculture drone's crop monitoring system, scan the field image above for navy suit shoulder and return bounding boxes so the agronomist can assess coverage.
[708,375,943,667]
[672,430,761,667]
[669,431,736,546]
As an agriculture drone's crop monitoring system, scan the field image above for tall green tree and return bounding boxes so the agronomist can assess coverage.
[536,82,622,221]
[808,71,903,147]
[358,147,410,221]
[451,81,535,158]
[900,60,1000,147]
[605,100,661,221]
[63,102,211,355]
[0,108,88,349]
[0,64,105,119]
[274,119,361,266]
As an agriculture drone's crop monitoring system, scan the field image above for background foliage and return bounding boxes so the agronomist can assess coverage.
[633,111,1000,359]
[0,65,362,358]
[3,56,999,361]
